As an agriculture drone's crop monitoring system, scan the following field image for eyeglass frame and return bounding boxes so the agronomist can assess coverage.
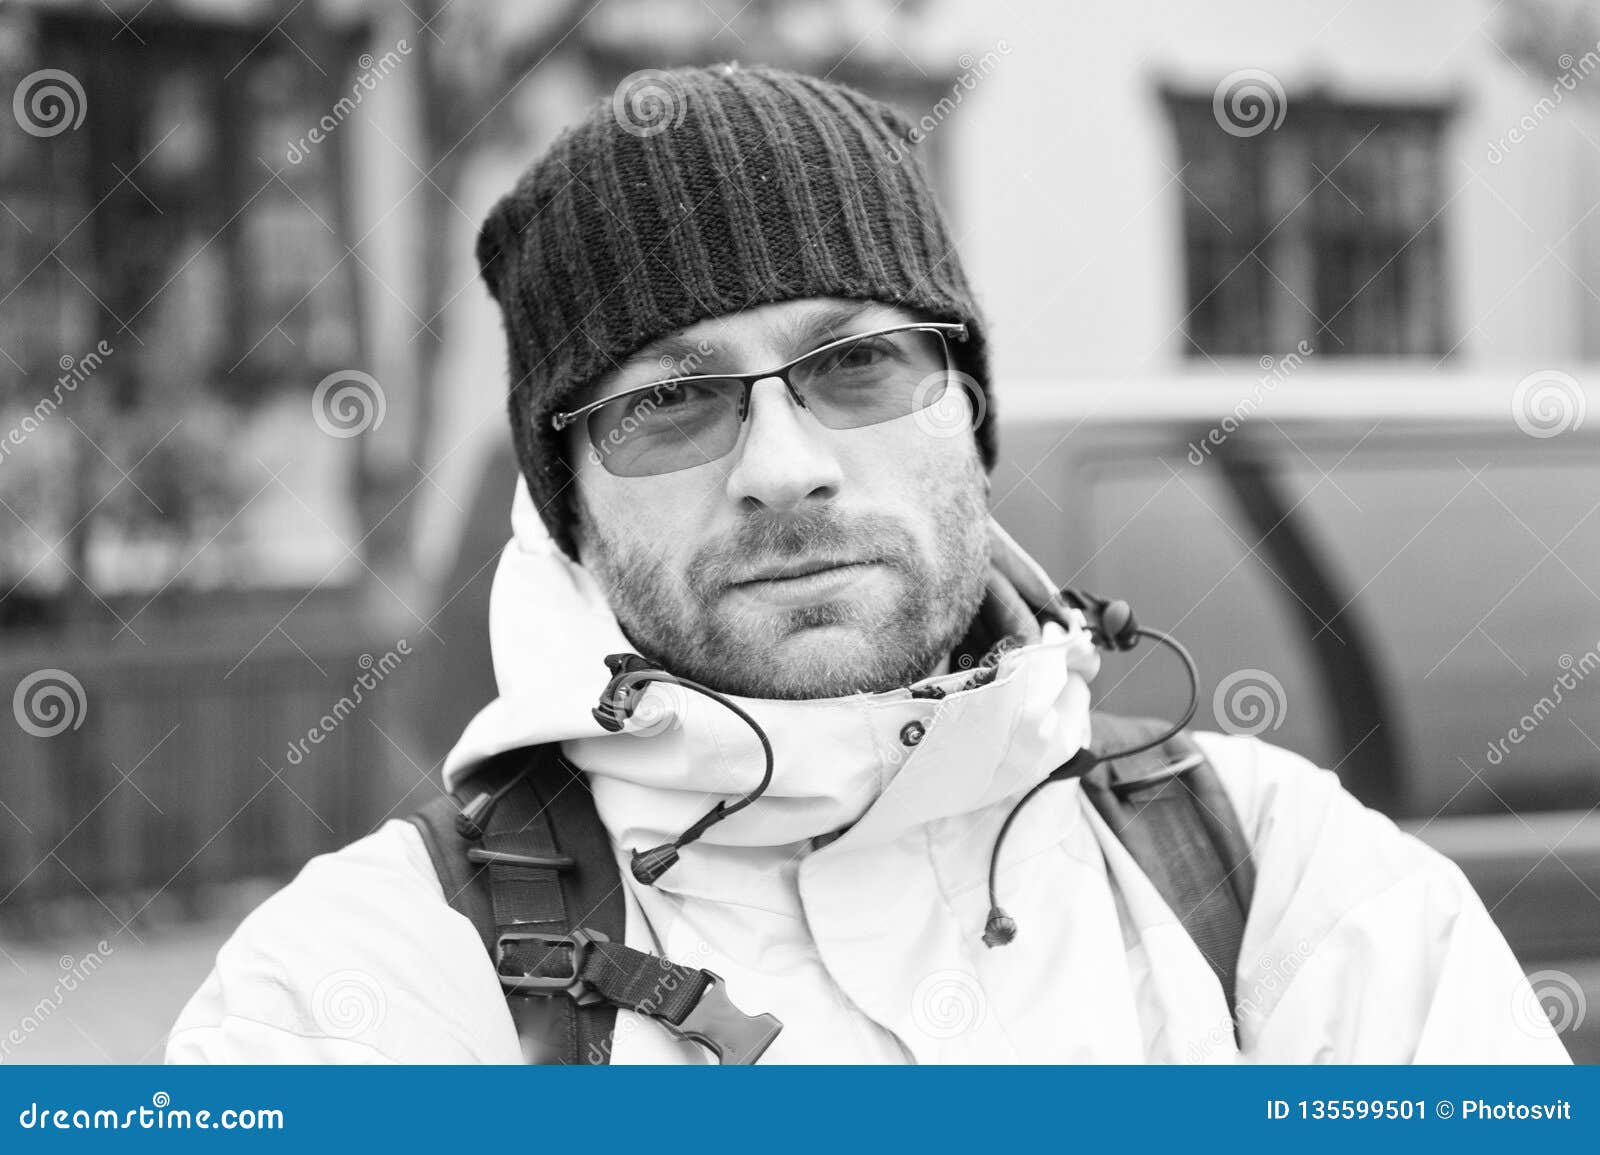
[549,321,970,441]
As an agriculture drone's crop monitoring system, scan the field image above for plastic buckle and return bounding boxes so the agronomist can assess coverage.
[665,970,783,1065]
[493,927,609,1006]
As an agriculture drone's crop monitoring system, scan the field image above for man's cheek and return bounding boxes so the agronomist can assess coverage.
[883,439,978,545]
[581,485,656,544]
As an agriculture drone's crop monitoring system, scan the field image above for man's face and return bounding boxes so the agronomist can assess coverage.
[567,298,991,700]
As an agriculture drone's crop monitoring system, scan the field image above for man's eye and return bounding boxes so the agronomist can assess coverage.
[654,381,720,409]
[816,338,893,375]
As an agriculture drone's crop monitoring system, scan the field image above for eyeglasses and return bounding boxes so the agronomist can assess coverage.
[551,321,969,478]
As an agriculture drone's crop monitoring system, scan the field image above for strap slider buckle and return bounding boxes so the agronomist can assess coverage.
[1109,751,1204,794]
[665,970,783,1065]
[493,927,609,1005]
[467,847,577,870]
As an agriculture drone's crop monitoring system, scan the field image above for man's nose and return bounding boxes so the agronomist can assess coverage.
[722,376,843,513]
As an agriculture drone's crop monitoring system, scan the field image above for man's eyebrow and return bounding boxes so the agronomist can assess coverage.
[780,302,878,353]
[620,332,714,379]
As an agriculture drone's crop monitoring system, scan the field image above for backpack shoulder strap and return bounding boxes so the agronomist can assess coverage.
[408,753,509,954]
[1078,712,1256,1024]
[408,745,781,1065]
[409,744,623,1063]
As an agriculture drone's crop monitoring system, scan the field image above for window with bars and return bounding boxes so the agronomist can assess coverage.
[0,11,362,613]
[1164,90,1454,358]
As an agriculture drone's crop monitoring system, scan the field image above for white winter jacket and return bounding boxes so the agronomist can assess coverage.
[166,481,1570,1064]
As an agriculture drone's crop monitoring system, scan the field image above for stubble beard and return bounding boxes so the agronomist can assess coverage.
[579,463,990,700]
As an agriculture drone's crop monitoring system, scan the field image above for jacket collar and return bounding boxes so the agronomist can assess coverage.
[443,479,1101,899]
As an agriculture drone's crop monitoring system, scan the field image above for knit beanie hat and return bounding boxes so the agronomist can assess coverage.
[476,62,993,557]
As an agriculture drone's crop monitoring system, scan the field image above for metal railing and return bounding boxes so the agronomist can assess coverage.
[0,595,415,921]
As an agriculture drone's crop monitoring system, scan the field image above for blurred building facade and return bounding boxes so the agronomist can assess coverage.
[9,0,1596,601]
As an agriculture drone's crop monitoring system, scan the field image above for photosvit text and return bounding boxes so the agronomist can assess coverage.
[1265,1098,1573,1121]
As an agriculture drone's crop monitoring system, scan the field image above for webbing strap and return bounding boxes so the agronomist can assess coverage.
[1079,714,1255,1028]
[410,746,781,1064]
[479,752,622,1063]
[413,719,1252,1060]
[408,747,624,1063]
[582,942,711,1022]
[482,817,566,929]
[497,937,711,1024]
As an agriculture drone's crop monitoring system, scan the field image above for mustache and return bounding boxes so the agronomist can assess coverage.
[688,511,919,597]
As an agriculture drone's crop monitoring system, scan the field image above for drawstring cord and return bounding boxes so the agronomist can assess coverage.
[589,654,776,885]
[585,613,1199,953]
[982,625,1199,947]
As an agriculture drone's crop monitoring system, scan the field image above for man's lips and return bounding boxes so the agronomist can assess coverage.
[724,557,885,608]
[732,556,875,585]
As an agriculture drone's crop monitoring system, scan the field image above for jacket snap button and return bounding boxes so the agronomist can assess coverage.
[900,721,926,747]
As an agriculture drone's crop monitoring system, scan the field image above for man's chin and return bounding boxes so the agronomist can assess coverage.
[615,559,981,699]
[705,617,936,700]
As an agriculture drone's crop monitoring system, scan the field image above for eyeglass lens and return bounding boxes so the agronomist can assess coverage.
[584,328,952,477]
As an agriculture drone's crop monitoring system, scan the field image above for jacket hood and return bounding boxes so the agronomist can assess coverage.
[443,478,1103,893]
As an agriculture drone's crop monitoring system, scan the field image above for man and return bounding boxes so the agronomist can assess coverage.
[167,64,1568,1064]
